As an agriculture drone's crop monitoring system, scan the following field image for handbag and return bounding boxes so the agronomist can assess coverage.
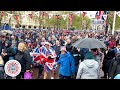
[24,72,32,79]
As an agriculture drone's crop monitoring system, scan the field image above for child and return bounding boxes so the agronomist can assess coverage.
[0,56,4,79]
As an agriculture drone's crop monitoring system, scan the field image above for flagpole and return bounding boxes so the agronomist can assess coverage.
[112,11,117,35]
[67,14,69,30]
[81,11,83,30]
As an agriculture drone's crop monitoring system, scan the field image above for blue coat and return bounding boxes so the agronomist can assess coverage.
[57,52,75,76]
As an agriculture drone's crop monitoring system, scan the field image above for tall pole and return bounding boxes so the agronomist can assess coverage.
[81,11,83,30]
[112,11,117,35]
[66,14,69,30]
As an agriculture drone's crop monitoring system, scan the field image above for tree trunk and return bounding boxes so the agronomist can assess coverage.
[0,12,2,27]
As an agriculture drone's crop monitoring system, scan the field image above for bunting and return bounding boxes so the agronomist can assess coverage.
[21,15,26,19]
[96,15,101,20]
[55,15,59,20]
[62,15,67,20]
[28,14,32,19]
[35,12,39,17]
[1,11,4,17]
[15,15,19,23]
[82,12,87,17]
[41,11,45,17]
[48,14,53,19]
[102,15,107,20]
[8,14,13,19]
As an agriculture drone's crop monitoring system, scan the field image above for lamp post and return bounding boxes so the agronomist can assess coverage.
[112,11,117,35]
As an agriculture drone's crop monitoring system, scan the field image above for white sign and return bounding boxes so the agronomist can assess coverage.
[4,60,21,77]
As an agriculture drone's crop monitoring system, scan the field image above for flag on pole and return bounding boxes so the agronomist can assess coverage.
[69,14,73,26]
[28,14,32,19]
[96,15,101,20]
[82,11,87,17]
[41,11,45,17]
[96,11,104,16]
[95,11,104,20]
[55,15,59,20]
[1,11,4,17]
[15,15,19,23]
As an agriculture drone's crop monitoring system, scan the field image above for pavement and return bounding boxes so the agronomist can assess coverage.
[31,66,106,79]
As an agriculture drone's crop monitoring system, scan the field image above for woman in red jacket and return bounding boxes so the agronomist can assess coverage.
[108,37,116,49]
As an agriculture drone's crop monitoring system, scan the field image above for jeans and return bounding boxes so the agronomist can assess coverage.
[0,67,4,79]
[38,64,43,75]
[59,74,71,79]
[16,72,24,79]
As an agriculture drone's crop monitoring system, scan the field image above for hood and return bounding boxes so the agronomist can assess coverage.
[5,40,12,48]
[60,52,70,58]
[83,59,96,68]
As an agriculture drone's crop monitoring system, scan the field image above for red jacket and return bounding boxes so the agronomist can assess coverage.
[108,41,116,49]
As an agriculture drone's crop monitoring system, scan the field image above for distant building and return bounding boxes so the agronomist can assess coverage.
[90,18,105,30]
[1,11,40,29]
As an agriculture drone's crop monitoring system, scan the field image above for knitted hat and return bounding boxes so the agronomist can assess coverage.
[60,46,67,51]
[84,52,95,59]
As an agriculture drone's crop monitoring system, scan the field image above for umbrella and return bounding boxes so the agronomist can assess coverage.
[72,38,106,49]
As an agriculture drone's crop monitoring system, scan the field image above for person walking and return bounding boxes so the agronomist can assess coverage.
[76,52,100,79]
[57,46,75,79]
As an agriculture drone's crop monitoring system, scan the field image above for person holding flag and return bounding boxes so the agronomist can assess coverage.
[39,42,57,79]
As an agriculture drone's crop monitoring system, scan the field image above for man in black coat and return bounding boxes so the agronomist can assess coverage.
[53,40,61,61]
[108,51,120,79]
[66,38,72,54]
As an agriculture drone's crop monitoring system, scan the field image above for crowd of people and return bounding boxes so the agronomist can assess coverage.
[0,28,120,79]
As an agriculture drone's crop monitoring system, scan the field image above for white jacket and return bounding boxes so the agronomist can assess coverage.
[76,59,100,79]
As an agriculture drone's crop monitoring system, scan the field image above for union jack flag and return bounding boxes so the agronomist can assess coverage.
[95,11,104,20]
[32,46,41,63]
[40,46,57,71]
